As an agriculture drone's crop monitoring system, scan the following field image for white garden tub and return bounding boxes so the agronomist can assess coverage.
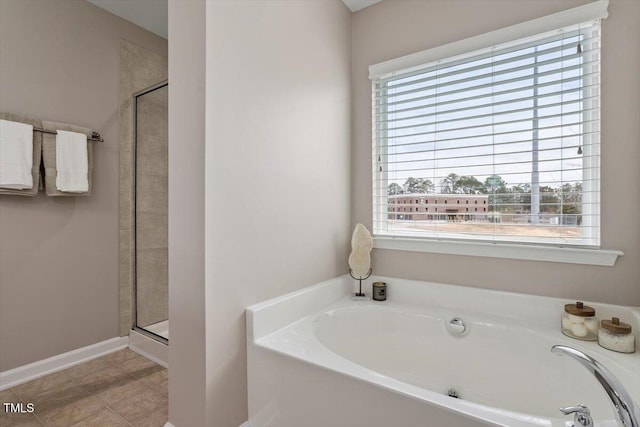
[247,276,640,427]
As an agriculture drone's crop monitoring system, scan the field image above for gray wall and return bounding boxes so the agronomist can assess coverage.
[203,1,352,425]
[351,0,640,306]
[0,0,167,371]
[167,1,207,426]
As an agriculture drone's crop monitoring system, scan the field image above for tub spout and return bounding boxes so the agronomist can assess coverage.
[551,345,639,427]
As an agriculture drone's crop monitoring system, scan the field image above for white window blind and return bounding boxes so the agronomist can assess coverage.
[372,19,602,247]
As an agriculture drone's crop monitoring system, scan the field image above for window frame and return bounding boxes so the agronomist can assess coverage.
[368,0,621,266]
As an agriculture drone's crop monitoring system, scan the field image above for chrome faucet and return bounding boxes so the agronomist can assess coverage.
[551,345,639,427]
[560,404,593,427]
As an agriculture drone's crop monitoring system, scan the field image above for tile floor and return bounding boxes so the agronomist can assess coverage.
[0,349,167,427]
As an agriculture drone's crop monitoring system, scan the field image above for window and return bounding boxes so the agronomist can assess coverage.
[372,14,603,248]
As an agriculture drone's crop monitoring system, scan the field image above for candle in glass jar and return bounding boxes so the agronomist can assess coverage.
[598,317,635,353]
[561,301,598,341]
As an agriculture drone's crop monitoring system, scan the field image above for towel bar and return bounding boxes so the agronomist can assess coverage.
[33,127,104,142]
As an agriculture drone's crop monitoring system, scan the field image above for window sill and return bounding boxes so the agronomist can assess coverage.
[373,237,623,266]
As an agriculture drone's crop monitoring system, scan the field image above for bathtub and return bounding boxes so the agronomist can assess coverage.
[247,275,640,427]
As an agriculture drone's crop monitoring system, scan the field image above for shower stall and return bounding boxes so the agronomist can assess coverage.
[132,81,169,345]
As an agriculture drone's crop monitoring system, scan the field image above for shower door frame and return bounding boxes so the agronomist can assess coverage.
[132,80,169,345]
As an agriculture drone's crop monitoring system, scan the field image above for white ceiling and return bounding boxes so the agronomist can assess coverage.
[342,0,382,12]
[87,0,382,40]
[87,0,168,39]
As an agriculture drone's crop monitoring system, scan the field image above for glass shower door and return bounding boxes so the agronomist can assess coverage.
[133,81,168,343]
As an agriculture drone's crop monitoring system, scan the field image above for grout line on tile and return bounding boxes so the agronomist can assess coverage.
[33,413,47,427]
[142,379,167,397]
[64,367,134,427]
[44,370,110,426]
[9,384,46,426]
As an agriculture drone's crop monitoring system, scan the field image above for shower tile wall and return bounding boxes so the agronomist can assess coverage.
[119,40,167,336]
[136,88,168,328]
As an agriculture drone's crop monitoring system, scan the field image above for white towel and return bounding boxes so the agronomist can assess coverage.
[55,130,88,192]
[0,119,34,189]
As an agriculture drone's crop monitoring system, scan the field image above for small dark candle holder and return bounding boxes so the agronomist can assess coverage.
[349,268,372,297]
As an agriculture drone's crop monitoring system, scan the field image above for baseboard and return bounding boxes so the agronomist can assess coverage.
[0,336,129,391]
[129,329,168,368]
[164,421,248,427]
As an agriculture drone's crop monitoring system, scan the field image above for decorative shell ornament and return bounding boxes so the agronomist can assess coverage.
[348,223,373,278]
